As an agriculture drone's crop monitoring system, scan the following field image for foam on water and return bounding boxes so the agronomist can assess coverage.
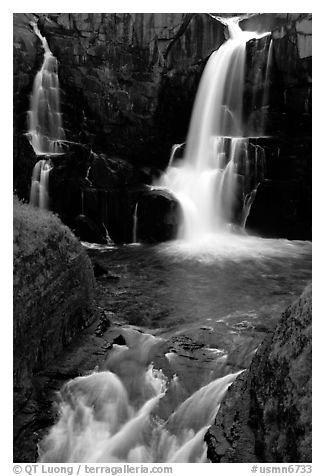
[38,366,238,463]
[157,233,311,263]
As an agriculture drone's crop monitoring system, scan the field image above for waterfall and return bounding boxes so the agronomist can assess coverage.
[168,143,185,168]
[156,19,268,241]
[30,159,52,209]
[28,22,65,209]
[132,202,139,244]
[27,22,65,155]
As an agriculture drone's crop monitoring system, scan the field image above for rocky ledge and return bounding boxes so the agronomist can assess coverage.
[205,284,312,463]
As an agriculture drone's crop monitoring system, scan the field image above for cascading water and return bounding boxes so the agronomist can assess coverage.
[28,23,65,155]
[29,159,52,209]
[38,329,240,463]
[132,202,139,244]
[168,143,185,168]
[28,22,65,209]
[157,18,269,241]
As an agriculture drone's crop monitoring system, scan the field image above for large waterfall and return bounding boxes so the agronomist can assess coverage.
[157,19,268,241]
[28,22,65,209]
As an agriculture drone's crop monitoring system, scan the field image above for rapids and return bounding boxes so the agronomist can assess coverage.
[38,235,311,463]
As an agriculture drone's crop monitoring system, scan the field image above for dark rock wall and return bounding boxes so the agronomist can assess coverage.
[38,13,225,164]
[205,284,312,463]
[244,13,312,239]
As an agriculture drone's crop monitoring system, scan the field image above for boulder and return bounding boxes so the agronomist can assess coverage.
[73,214,107,244]
[13,134,38,201]
[13,197,96,411]
[136,188,181,242]
[205,285,312,463]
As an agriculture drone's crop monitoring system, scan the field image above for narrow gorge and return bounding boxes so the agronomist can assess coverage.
[13,12,312,466]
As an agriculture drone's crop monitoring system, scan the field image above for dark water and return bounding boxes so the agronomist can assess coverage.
[87,235,311,394]
[38,235,311,463]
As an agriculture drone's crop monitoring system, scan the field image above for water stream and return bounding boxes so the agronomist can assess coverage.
[34,18,311,463]
[28,22,65,209]
[156,18,270,240]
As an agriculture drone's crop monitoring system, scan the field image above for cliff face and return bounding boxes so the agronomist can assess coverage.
[37,13,225,163]
[13,13,311,241]
[244,13,312,239]
[205,284,312,463]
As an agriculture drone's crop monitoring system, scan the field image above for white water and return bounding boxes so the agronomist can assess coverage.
[157,19,269,241]
[28,22,65,209]
[28,23,65,155]
[29,159,52,209]
[38,353,239,463]
[132,202,139,244]
[168,143,185,168]
[260,39,273,134]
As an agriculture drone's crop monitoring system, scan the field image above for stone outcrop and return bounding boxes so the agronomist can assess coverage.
[13,198,96,412]
[205,284,312,463]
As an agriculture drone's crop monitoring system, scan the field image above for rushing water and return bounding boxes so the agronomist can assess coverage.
[156,19,271,240]
[28,22,65,209]
[132,203,139,244]
[28,23,65,155]
[38,236,311,463]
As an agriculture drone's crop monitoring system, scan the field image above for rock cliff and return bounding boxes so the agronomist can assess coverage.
[244,13,312,239]
[205,284,312,463]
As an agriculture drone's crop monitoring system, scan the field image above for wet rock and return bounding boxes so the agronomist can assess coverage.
[246,179,311,240]
[88,154,139,189]
[34,13,225,164]
[95,310,113,337]
[92,259,108,277]
[73,214,107,244]
[205,284,312,463]
[91,259,121,281]
[13,134,39,201]
[136,188,182,242]
[113,334,127,346]
[170,335,205,352]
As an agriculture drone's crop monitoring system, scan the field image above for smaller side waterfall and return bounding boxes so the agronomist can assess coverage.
[30,159,52,209]
[168,143,185,168]
[132,202,139,244]
[28,22,65,210]
[27,23,65,155]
